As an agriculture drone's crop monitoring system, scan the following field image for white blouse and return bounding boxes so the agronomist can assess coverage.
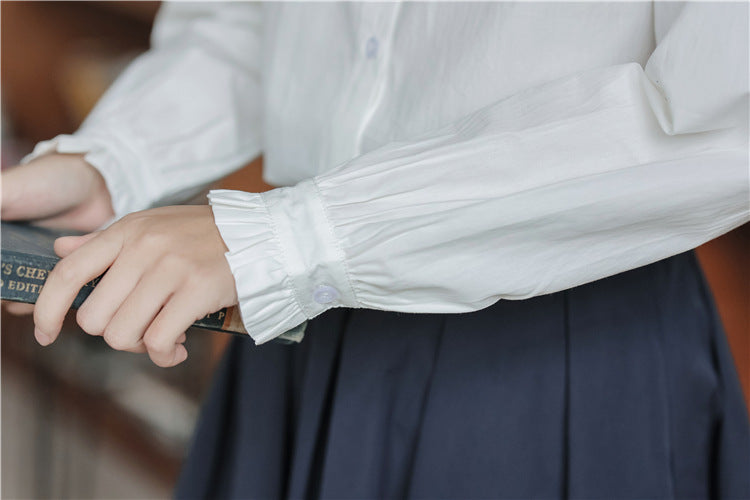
[26,2,749,344]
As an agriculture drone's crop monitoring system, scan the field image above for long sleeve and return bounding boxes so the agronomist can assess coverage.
[209,2,749,343]
[23,2,263,220]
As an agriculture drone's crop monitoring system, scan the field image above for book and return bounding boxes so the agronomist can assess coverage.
[1,222,304,344]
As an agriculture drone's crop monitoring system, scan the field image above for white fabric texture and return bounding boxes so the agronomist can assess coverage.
[26,2,749,343]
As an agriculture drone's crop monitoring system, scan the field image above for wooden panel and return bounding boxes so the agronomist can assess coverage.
[0,2,156,142]
[697,224,750,407]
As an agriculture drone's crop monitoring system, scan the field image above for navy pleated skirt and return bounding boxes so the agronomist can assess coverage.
[175,252,749,499]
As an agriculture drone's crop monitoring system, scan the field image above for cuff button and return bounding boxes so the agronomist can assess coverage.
[313,285,340,305]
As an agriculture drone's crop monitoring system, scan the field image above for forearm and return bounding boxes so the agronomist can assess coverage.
[211,1,749,342]
[23,2,264,219]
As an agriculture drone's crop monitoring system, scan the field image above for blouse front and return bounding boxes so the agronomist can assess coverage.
[26,2,749,343]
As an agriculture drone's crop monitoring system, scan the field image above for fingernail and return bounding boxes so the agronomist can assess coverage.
[34,327,51,346]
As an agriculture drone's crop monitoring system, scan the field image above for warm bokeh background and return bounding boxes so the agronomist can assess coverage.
[1,2,748,498]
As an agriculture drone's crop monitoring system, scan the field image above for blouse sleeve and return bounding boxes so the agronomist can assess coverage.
[23,1,263,220]
[208,2,749,344]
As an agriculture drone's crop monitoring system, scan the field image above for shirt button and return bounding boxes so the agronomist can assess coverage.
[365,36,379,59]
[313,285,340,305]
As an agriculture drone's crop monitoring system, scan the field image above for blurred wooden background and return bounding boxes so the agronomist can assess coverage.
[1,1,748,498]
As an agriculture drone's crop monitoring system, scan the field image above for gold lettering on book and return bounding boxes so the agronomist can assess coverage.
[5,280,43,295]
[15,265,48,281]
[2,263,12,275]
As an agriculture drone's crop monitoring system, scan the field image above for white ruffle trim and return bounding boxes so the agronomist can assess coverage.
[208,189,308,344]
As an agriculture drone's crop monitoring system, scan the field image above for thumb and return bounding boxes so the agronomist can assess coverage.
[54,232,99,258]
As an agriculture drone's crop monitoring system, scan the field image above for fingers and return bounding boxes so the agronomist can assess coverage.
[75,252,151,337]
[34,230,122,344]
[25,204,227,368]
[33,195,115,233]
[1,165,36,220]
[143,291,199,367]
[98,264,181,351]
[54,233,100,258]
[1,157,83,221]
[3,233,100,329]
[1,156,114,231]
[33,226,194,366]
[2,301,35,315]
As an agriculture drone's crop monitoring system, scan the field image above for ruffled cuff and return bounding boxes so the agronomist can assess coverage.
[208,180,359,345]
[22,130,157,221]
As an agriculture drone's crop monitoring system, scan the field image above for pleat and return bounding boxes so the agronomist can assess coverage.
[565,252,750,500]
[285,309,349,498]
[316,310,446,498]
[175,252,750,500]
[566,263,674,499]
[174,339,243,500]
[406,294,567,499]
[175,336,295,499]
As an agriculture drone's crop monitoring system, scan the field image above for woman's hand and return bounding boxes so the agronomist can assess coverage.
[2,153,116,315]
[1,153,115,231]
[33,205,239,367]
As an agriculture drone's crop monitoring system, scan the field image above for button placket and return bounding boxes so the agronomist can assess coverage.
[365,36,379,59]
[322,3,401,169]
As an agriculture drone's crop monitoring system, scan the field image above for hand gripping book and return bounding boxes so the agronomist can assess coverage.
[1,222,304,344]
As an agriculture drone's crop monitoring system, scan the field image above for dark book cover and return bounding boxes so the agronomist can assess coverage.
[1,222,303,344]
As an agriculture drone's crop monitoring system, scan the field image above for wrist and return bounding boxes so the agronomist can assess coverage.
[23,132,154,220]
[208,181,359,344]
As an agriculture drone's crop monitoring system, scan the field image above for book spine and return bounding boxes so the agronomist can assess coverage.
[1,250,249,337]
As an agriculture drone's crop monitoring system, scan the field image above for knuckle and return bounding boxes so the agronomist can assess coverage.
[160,252,188,270]
[185,270,206,290]
[55,260,78,284]
[138,231,164,249]
[114,213,148,238]
[143,333,168,354]
[103,329,136,351]
[76,308,104,335]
